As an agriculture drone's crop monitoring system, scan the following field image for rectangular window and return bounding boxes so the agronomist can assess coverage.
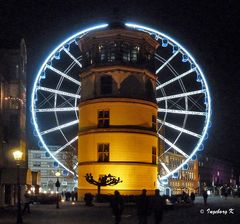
[131,48,138,62]
[98,144,109,162]
[152,147,157,164]
[98,110,110,128]
[152,115,156,130]
[33,153,41,159]
[33,161,41,167]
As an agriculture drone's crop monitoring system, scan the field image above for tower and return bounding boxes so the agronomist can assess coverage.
[77,23,161,196]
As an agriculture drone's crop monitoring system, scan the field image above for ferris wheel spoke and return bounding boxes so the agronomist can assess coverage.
[156,68,195,90]
[155,50,179,74]
[53,136,78,155]
[168,99,185,110]
[40,119,79,136]
[157,119,201,138]
[58,98,76,108]
[73,161,79,170]
[37,90,56,108]
[63,48,82,68]
[188,95,205,111]
[46,65,81,86]
[158,108,206,116]
[156,89,206,102]
[159,160,171,174]
[37,86,81,99]
[158,133,189,158]
[35,107,79,112]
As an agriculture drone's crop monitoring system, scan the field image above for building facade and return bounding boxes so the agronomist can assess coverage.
[77,24,163,196]
[28,146,75,192]
[198,155,240,194]
[163,152,199,195]
[0,39,28,206]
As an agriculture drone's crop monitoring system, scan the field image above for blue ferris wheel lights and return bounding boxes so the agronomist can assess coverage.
[198,144,204,151]
[182,54,189,62]
[74,37,80,45]
[162,37,168,47]
[182,163,189,170]
[196,73,202,82]
[172,44,178,53]
[172,172,179,178]
[54,161,59,168]
[45,152,50,158]
[33,129,38,137]
[204,133,209,140]
[64,43,70,51]
[40,71,46,79]
[38,141,43,148]
[208,121,212,128]
[161,178,168,184]
[191,154,197,160]
[204,97,208,105]
[30,117,34,124]
[191,63,196,69]
[47,60,52,66]
[54,51,61,60]
[34,93,38,102]
[62,170,69,176]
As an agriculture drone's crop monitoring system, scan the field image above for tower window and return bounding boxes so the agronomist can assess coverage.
[98,144,109,162]
[100,75,112,95]
[98,110,110,128]
[131,48,138,62]
[123,49,131,62]
[152,147,157,164]
[152,115,156,130]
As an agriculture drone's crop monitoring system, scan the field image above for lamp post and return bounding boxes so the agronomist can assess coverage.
[13,150,23,224]
[55,171,61,209]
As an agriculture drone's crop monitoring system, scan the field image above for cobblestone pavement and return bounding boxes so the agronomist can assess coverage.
[0,196,239,224]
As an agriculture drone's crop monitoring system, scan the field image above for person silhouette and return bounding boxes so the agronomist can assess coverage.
[203,190,208,205]
[137,189,150,224]
[110,190,124,224]
[190,192,195,204]
[151,189,165,224]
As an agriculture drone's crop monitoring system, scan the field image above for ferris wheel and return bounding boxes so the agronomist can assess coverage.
[31,23,211,180]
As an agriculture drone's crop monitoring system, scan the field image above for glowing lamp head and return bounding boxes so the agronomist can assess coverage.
[55,171,61,177]
[13,150,23,161]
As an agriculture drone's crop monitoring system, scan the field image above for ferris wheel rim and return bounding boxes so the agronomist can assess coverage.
[31,24,108,176]
[125,23,211,180]
[31,22,211,180]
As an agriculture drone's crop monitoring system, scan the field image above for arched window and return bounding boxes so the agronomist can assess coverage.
[120,75,144,98]
[145,79,154,100]
[100,75,112,95]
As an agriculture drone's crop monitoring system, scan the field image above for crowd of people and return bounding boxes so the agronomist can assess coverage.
[110,189,166,224]
[61,191,78,201]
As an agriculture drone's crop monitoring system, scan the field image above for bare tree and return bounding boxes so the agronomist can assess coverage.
[85,173,122,195]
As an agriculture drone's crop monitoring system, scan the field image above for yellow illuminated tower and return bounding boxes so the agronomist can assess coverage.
[78,23,161,196]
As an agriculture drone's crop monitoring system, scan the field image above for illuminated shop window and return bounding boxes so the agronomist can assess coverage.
[98,110,110,128]
[152,147,157,164]
[98,144,109,162]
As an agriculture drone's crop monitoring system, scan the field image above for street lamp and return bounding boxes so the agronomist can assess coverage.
[13,150,23,224]
[55,171,61,209]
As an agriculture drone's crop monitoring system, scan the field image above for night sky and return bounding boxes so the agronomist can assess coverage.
[0,0,239,165]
